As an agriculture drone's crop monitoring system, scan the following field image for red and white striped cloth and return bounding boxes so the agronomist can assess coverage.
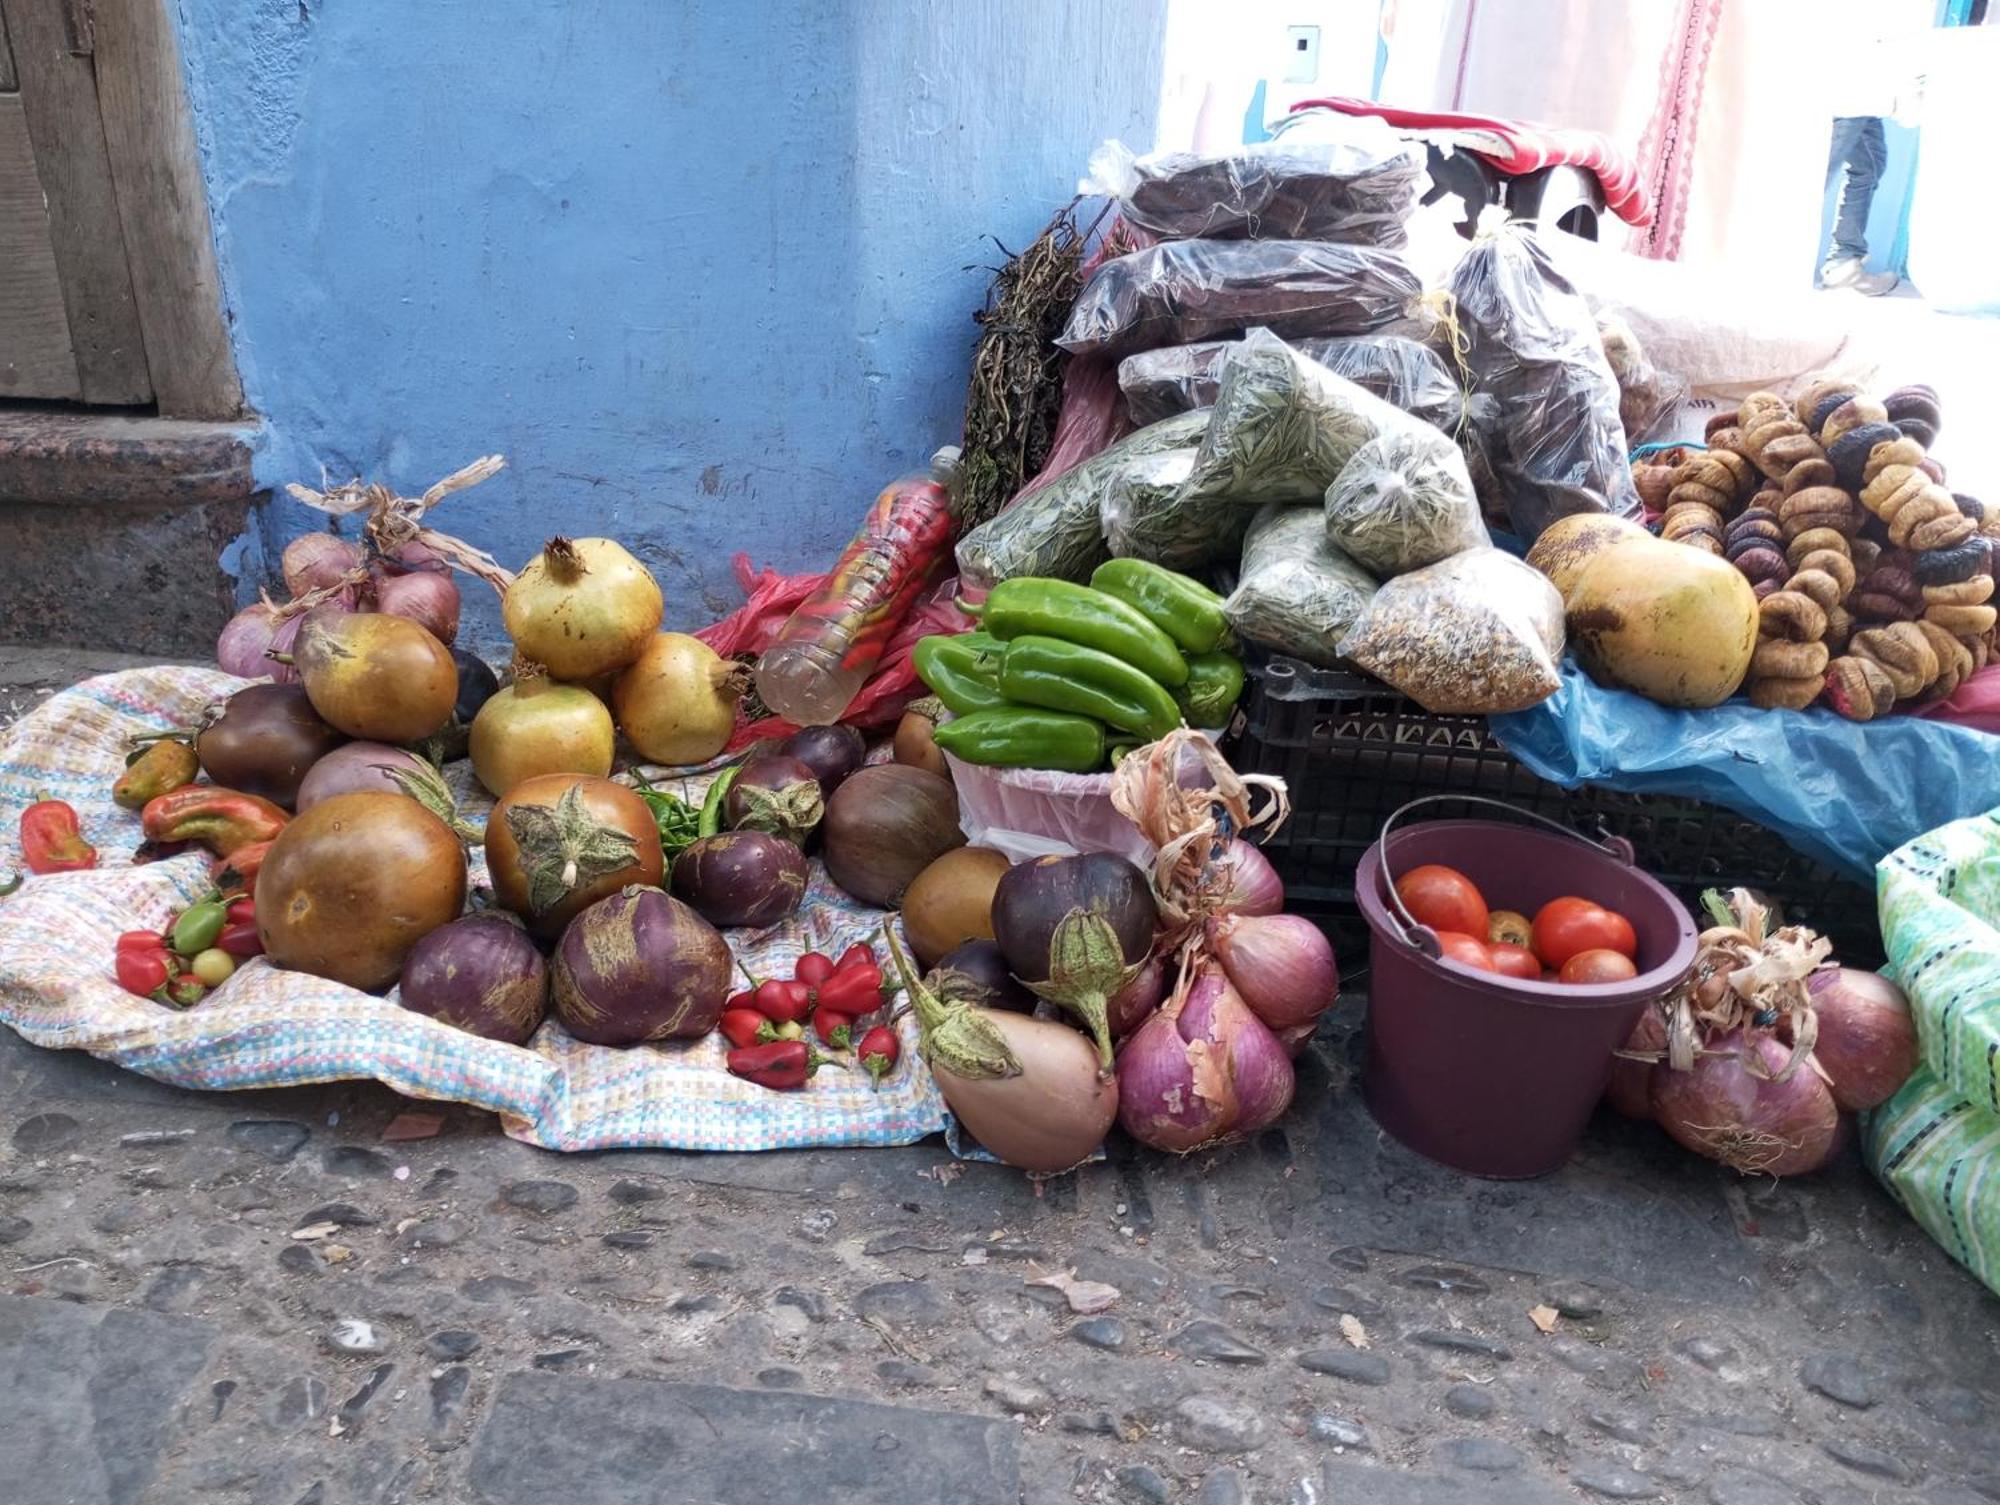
[1292,96,1654,229]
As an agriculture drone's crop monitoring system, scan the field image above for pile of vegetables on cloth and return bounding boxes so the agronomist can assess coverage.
[11,451,1349,1177]
[1606,888,1918,1176]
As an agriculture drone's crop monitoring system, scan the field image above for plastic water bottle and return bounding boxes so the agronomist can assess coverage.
[754,447,960,726]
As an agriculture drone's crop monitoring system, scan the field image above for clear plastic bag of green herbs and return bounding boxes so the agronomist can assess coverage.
[1222,503,1379,669]
[954,409,1209,588]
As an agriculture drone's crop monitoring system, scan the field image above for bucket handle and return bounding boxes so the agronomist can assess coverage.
[1378,795,1637,958]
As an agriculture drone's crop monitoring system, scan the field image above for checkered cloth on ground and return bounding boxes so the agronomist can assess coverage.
[0,667,947,1153]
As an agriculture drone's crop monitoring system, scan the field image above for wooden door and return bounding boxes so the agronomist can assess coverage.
[0,0,238,418]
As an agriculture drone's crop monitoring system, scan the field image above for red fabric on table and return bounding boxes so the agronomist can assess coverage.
[1292,96,1654,229]
[1915,666,2000,736]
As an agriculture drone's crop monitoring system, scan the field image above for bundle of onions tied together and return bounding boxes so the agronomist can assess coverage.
[1611,887,1917,1177]
[1106,730,1335,1154]
[217,456,516,679]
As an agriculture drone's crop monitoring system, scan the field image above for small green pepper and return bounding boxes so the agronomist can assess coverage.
[171,899,228,957]
[932,709,1108,773]
[968,578,1189,688]
[1089,559,1235,656]
[997,635,1182,741]
[1172,652,1247,729]
[912,633,1009,716]
[697,765,741,839]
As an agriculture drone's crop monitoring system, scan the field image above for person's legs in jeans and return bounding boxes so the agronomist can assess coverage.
[1823,116,1887,281]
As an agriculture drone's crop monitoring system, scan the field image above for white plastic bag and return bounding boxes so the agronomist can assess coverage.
[1222,504,1379,669]
[1323,429,1484,577]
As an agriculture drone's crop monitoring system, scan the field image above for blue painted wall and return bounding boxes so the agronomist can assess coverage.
[171,0,1168,653]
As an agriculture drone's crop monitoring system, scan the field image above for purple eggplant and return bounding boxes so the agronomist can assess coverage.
[671,831,808,930]
[724,753,823,845]
[398,912,547,1044]
[551,886,730,1047]
[781,724,867,797]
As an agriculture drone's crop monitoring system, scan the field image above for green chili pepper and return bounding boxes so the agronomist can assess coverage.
[1172,652,1247,729]
[171,900,228,957]
[698,764,741,839]
[997,635,1182,741]
[967,578,1189,688]
[932,708,1109,773]
[631,773,703,861]
[1089,559,1235,656]
[912,633,1009,716]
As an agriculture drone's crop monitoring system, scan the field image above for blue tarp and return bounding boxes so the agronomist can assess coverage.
[1488,665,2000,882]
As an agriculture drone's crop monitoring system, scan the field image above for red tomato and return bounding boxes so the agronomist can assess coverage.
[1558,948,1640,985]
[1396,865,1489,938]
[114,948,170,997]
[1532,897,1638,968]
[1432,931,1495,972]
[1487,943,1542,981]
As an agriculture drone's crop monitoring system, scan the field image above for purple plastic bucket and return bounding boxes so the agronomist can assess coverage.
[1355,797,1698,1179]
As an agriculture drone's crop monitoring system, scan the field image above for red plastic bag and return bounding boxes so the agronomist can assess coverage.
[1916,665,2000,735]
[696,554,972,749]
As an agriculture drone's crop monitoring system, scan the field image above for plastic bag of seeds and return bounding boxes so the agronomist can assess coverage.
[1118,333,1462,430]
[1174,328,1440,511]
[1079,125,1423,245]
[1102,449,1255,572]
[955,409,1210,588]
[1445,223,1640,543]
[1222,504,1379,669]
[1057,240,1423,359]
[1340,547,1565,713]
[1324,428,1485,577]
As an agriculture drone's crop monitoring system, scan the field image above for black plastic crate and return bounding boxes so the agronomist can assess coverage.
[1228,659,1884,970]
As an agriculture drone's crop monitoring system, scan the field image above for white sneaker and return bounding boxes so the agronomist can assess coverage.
[1852,269,1900,297]
[1821,256,1865,289]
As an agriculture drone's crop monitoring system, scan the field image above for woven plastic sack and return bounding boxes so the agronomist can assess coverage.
[1118,333,1462,430]
[1223,504,1378,669]
[1863,1067,2000,1297]
[0,668,946,1153]
[1078,123,1423,245]
[1057,240,1424,359]
[955,410,1209,588]
[1341,547,1565,713]
[1445,223,1641,543]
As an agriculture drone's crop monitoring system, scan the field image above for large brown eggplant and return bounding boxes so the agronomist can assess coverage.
[195,683,347,808]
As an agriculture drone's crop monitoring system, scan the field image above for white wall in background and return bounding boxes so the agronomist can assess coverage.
[1157,0,1384,151]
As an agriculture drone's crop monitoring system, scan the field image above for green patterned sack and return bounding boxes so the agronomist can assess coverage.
[1865,807,2000,1294]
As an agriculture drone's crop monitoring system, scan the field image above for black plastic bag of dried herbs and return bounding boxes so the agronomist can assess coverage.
[1444,224,1640,544]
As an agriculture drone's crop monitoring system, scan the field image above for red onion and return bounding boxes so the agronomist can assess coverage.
[282,533,362,596]
[264,597,356,685]
[218,602,285,679]
[1206,912,1337,1039]
[1115,963,1294,1152]
[373,568,462,646]
[1650,1027,1839,1177]
[296,741,430,811]
[1217,837,1284,917]
[1107,953,1166,1038]
[1606,1006,1665,1120]
[1805,969,1918,1111]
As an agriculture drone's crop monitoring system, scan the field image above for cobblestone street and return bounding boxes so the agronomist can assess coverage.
[3,653,1997,1505]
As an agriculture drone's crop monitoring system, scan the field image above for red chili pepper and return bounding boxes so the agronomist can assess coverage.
[814,1010,855,1050]
[216,922,264,959]
[836,942,876,971]
[857,1025,900,1087]
[725,1039,840,1091]
[719,1007,778,1050]
[814,962,886,1017]
[225,897,257,926]
[724,988,757,1014]
[753,978,814,1025]
[19,795,98,874]
[794,951,836,988]
[213,839,274,898]
[115,948,170,998]
[161,974,208,1010]
[142,787,289,858]
[116,929,168,953]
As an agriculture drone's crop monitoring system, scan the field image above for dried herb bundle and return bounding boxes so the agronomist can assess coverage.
[954,201,1094,532]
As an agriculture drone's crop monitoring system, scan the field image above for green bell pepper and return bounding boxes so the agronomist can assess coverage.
[912,633,1009,716]
[997,635,1182,741]
[1172,652,1246,729]
[1089,559,1235,656]
[968,578,1188,688]
[932,708,1108,773]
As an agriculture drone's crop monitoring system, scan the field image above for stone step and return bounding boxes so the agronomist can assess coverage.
[0,409,261,657]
